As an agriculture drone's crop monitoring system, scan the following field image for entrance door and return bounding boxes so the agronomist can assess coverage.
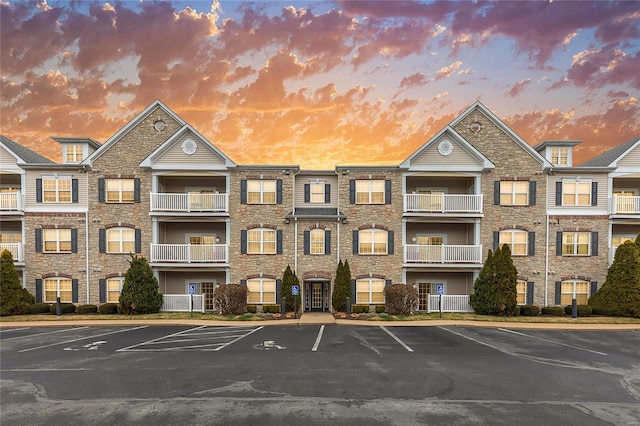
[306,281,327,312]
[312,282,323,311]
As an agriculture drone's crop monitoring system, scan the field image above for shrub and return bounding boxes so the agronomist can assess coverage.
[28,303,51,314]
[263,304,281,314]
[351,304,369,313]
[592,306,616,316]
[214,283,248,315]
[469,246,518,316]
[98,303,119,314]
[519,305,541,316]
[541,306,564,316]
[280,265,300,312]
[384,284,419,315]
[76,304,98,314]
[564,304,593,317]
[375,305,385,313]
[49,303,76,314]
[246,305,257,314]
[0,249,35,316]
[119,255,163,315]
[332,260,352,312]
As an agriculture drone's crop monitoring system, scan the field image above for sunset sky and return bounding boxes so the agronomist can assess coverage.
[1,0,639,169]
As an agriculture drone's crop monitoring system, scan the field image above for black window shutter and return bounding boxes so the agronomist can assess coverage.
[71,229,78,253]
[303,231,310,255]
[134,178,141,203]
[350,280,356,303]
[72,279,79,303]
[528,232,535,256]
[276,179,283,204]
[494,181,500,205]
[349,179,355,204]
[36,179,43,203]
[72,179,79,203]
[304,184,310,203]
[325,230,331,255]
[99,279,106,303]
[325,184,331,203]
[240,279,247,286]
[591,232,599,256]
[591,182,598,206]
[493,231,500,251]
[529,181,536,206]
[98,178,105,203]
[352,230,359,254]
[526,282,534,305]
[276,279,282,304]
[240,230,247,254]
[555,181,562,206]
[385,180,392,204]
[35,229,42,253]
[240,180,247,204]
[135,229,142,253]
[387,230,394,255]
[555,281,562,305]
[385,279,392,287]
[36,279,43,303]
[556,232,563,256]
[276,230,283,254]
[99,229,106,253]
[590,281,598,296]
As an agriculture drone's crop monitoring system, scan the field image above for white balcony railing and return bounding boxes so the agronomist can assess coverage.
[161,294,205,312]
[150,244,228,263]
[150,193,229,213]
[427,295,473,313]
[609,196,640,215]
[404,244,482,264]
[404,193,483,214]
[0,243,24,262]
[0,192,25,212]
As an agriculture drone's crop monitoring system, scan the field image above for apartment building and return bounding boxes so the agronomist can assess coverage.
[1,100,638,312]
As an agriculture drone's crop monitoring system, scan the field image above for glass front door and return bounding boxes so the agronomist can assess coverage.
[305,281,328,312]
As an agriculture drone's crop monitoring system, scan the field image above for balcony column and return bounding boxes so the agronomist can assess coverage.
[474,218,481,246]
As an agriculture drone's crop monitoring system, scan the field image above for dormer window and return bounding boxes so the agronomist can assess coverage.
[64,144,84,163]
[550,147,569,166]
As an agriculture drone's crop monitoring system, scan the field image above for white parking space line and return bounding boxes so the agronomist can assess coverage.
[117,326,208,352]
[439,326,504,352]
[1,327,90,341]
[214,326,263,351]
[380,326,414,352]
[497,328,608,356]
[19,326,149,353]
[312,325,325,352]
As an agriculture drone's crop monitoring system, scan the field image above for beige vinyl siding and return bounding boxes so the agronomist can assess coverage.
[405,176,473,194]
[412,138,480,167]
[0,146,18,167]
[407,272,475,295]
[294,174,338,207]
[24,170,87,208]
[618,145,640,168]
[406,223,474,245]
[158,271,226,294]
[547,173,608,209]
[158,222,226,244]
[159,176,226,193]
[155,134,227,166]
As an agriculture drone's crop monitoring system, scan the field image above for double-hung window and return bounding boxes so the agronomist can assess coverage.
[500,181,529,206]
[43,229,72,253]
[310,229,325,254]
[562,231,590,256]
[106,179,135,203]
[356,279,385,304]
[561,280,589,305]
[359,229,388,254]
[562,181,591,206]
[247,229,276,254]
[107,278,124,303]
[356,180,385,204]
[499,230,528,256]
[247,278,276,304]
[550,148,569,166]
[107,228,135,253]
[516,280,527,305]
[247,180,276,204]
[44,277,72,303]
[43,177,71,203]
[65,144,84,163]
[310,183,325,203]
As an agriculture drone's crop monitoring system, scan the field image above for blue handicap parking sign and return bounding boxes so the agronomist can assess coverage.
[436,285,444,295]
[291,285,299,296]
[188,285,196,295]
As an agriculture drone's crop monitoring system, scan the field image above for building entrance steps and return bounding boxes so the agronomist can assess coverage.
[297,312,336,325]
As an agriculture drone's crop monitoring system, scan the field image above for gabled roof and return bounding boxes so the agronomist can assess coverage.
[51,136,101,149]
[140,124,236,168]
[83,100,186,166]
[0,135,55,164]
[399,125,495,170]
[449,101,553,169]
[579,136,640,167]
[534,140,582,152]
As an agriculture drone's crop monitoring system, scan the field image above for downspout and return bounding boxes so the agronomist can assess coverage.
[544,172,549,307]
[85,169,90,304]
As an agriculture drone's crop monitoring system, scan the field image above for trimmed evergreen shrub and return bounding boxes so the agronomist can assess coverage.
[375,305,385,313]
[280,265,300,312]
[589,240,640,318]
[351,304,369,313]
[0,249,35,316]
[214,283,248,315]
[246,305,257,314]
[119,255,163,315]
[520,305,541,316]
[49,303,76,314]
[469,246,518,316]
[28,303,51,314]
[541,306,564,316]
[564,304,593,317]
[263,304,280,313]
[98,303,119,314]
[76,304,98,314]
[332,260,352,312]
[384,284,419,315]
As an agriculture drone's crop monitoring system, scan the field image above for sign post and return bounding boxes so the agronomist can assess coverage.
[437,285,444,318]
[292,285,299,319]
[188,284,196,318]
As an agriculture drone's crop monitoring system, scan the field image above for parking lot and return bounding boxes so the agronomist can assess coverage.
[1,324,639,425]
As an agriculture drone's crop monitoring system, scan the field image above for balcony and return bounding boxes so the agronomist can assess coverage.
[0,192,25,213]
[150,193,229,213]
[404,193,483,214]
[404,244,482,264]
[150,244,228,264]
[609,196,640,215]
[0,243,24,262]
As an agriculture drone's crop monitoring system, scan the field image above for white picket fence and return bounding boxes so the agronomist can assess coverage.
[427,295,473,313]
[161,294,205,312]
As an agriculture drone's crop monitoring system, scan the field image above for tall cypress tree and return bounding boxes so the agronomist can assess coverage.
[332,259,351,312]
[493,244,518,316]
[280,265,300,312]
[469,249,496,314]
[119,255,163,314]
[0,249,34,316]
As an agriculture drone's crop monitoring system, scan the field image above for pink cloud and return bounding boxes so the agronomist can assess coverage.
[506,79,531,98]
[400,72,428,88]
